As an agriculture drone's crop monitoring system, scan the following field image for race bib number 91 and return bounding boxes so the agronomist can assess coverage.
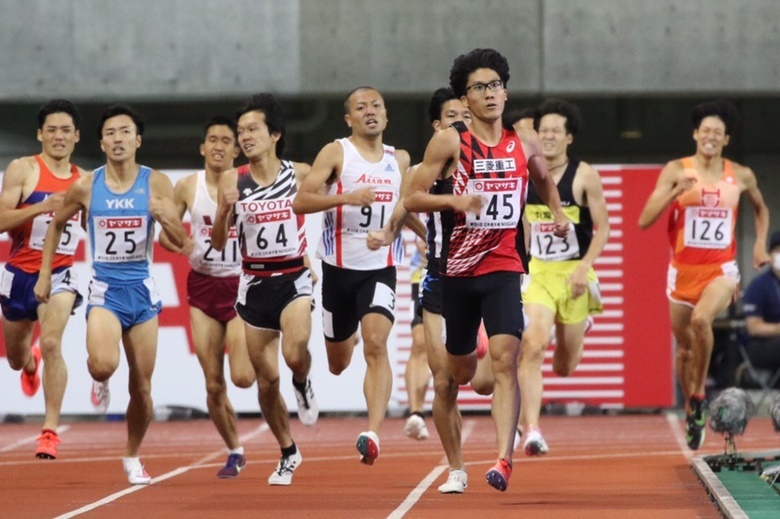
[93,216,148,262]
[683,207,732,249]
[465,178,522,229]
[343,191,395,233]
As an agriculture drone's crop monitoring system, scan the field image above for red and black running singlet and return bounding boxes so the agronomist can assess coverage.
[441,122,528,277]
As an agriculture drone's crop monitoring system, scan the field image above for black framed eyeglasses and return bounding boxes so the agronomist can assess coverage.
[465,80,504,95]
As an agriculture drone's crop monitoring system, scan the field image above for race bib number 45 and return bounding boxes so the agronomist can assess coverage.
[93,216,148,262]
[465,178,522,229]
[683,207,732,249]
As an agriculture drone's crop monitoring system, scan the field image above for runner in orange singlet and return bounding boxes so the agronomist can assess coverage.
[0,100,86,459]
[639,100,770,450]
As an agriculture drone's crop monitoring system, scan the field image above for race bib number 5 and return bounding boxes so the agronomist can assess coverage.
[465,178,522,229]
[29,211,82,255]
[93,216,148,262]
[683,207,732,249]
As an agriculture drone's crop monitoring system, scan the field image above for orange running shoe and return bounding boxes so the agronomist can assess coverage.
[35,429,61,459]
[21,345,42,397]
[485,457,512,491]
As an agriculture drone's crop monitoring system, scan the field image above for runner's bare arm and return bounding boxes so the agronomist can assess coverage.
[737,165,771,268]
[521,129,568,237]
[211,169,238,252]
[404,129,480,213]
[0,158,64,232]
[34,176,91,303]
[150,170,187,249]
[638,160,692,229]
[577,163,610,270]
[367,151,425,249]
[159,174,192,253]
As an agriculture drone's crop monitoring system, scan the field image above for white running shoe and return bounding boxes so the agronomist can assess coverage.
[292,377,319,426]
[523,429,549,456]
[268,449,303,486]
[513,428,522,451]
[404,414,429,440]
[356,431,380,465]
[438,469,468,494]
[122,457,151,485]
[91,380,110,413]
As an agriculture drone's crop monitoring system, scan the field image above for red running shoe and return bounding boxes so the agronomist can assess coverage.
[477,323,489,360]
[35,429,61,459]
[21,345,42,397]
[485,457,512,491]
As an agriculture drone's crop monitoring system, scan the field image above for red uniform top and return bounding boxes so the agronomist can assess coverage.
[667,157,741,267]
[8,155,81,273]
[442,122,528,277]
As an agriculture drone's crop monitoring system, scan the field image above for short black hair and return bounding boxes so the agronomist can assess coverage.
[691,100,739,136]
[503,108,535,128]
[97,104,145,138]
[343,86,381,114]
[428,87,459,124]
[37,99,81,131]
[236,93,286,157]
[535,99,582,135]
[449,48,510,98]
[203,115,237,142]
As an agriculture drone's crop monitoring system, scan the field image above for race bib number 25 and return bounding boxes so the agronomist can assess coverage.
[93,216,148,262]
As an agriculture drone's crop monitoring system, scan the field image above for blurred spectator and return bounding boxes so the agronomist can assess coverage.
[741,230,780,387]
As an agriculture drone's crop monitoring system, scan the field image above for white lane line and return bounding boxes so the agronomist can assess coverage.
[665,410,694,459]
[387,418,477,519]
[0,425,71,453]
[53,423,269,519]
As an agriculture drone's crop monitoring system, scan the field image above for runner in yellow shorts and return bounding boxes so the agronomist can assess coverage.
[515,100,610,457]
[524,259,602,324]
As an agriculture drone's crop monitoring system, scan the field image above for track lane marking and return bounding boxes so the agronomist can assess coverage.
[53,423,269,519]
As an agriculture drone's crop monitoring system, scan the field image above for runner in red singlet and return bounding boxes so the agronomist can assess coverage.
[405,49,568,492]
